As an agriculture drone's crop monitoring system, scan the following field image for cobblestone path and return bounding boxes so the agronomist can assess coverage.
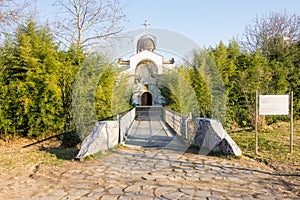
[0,145,299,200]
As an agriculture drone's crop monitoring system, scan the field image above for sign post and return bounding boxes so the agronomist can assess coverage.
[255,90,258,154]
[257,93,293,154]
[290,91,293,154]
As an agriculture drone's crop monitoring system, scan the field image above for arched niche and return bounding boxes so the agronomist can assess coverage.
[135,60,158,84]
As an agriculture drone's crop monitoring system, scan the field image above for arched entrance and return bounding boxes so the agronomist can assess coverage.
[141,92,153,106]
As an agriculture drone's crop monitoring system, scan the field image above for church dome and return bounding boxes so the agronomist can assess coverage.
[137,36,155,52]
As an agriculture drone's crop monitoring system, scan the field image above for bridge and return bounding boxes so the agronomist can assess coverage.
[125,106,189,152]
[75,106,241,160]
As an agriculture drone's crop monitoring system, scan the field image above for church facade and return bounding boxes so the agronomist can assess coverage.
[118,31,175,106]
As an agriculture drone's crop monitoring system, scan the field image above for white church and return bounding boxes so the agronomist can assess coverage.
[118,29,175,106]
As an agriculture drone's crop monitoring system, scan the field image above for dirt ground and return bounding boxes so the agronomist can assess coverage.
[0,139,300,199]
[0,136,299,179]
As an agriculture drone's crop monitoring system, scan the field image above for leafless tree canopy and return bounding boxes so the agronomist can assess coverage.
[0,0,29,27]
[54,0,126,51]
[241,11,300,53]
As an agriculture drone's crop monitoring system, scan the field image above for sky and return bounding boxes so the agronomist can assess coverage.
[123,0,300,47]
[35,0,300,48]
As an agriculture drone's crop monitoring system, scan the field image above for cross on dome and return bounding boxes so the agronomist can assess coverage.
[142,20,150,31]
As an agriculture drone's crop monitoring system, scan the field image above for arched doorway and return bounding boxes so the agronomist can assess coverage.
[141,92,153,106]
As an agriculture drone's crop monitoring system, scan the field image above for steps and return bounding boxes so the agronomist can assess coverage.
[136,106,163,121]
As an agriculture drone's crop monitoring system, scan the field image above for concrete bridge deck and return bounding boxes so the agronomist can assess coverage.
[125,120,188,152]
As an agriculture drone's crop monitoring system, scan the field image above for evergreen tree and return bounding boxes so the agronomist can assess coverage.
[287,42,300,118]
[195,50,226,123]
[57,45,82,133]
[111,72,133,117]
[1,19,63,138]
[96,65,116,120]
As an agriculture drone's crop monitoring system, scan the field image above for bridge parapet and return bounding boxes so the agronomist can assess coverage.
[119,107,136,143]
[75,120,119,160]
[76,107,136,160]
[163,109,192,142]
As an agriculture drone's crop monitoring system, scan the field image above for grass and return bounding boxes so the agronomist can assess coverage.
[42,146,79,161]
[84,144,125,160]
[229,120,300,172]
[0,135,124,174]
[0,147,74,171]
[0,136,79,172]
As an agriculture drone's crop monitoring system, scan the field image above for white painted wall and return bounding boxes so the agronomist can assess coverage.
[129,50,163,75]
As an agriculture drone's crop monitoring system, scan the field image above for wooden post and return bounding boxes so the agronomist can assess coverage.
[117,114,121,144]
[255,90,259,154]
[290,91,293,154]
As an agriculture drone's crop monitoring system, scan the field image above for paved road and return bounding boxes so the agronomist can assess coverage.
[1,143,299,200]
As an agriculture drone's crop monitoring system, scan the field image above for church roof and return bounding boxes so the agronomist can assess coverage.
[137,36,155,52]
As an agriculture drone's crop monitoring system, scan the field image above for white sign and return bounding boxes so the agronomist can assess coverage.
[259,95,289,115]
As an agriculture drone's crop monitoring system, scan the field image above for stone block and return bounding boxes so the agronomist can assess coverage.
[193,118,242,156]
[76,121,119,160]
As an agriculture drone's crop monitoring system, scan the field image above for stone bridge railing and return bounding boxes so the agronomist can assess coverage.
[119,107,136,143]
[163,109,192,142]
[163,110,242,156]
[76,107,136,160]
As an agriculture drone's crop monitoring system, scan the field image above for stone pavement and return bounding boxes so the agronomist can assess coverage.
[0,145,299,200]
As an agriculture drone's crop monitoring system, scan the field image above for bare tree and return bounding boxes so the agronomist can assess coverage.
[241,11,300,54]
[53,0,126,51]
[0,0,29,28]
[0,0,30,45]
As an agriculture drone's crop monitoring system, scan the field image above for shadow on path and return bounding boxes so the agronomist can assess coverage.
[40,146,79,160]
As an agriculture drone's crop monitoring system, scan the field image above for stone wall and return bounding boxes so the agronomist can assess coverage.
[76,108,136,160]
[120,108,136,143]
[164,109,189,140]
[76,121,119,160]
[193,118,242,156]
